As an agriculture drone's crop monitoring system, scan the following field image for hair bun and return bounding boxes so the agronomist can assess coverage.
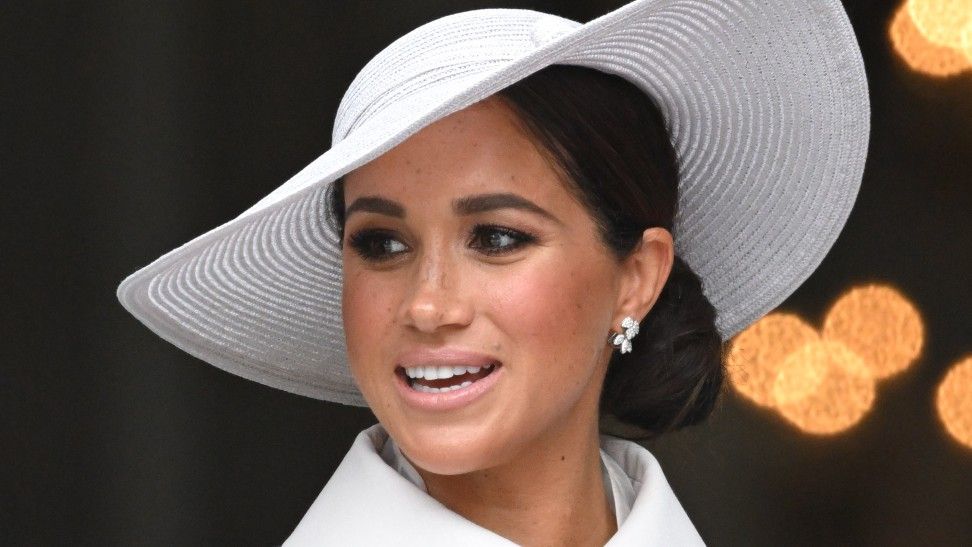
[599,255,725,440]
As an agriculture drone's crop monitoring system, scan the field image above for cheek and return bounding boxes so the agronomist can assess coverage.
[342,269,395,377]
[485,258,609,370]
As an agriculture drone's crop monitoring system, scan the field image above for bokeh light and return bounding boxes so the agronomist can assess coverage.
[889,1,972,77]
[728,282,929,436]
[961,22,972,62]
[822,283,924,380]
[773,340,876,435]
[727,313,819,408]
[906,0,972,48]
[936,355,972,450]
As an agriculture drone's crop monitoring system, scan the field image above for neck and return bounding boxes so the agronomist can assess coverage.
[410,394,616,546]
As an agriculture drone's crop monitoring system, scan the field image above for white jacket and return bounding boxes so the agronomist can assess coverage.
[284,423,705,546]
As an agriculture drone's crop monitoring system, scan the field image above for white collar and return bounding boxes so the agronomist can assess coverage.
[284,423,704,546]
[379,430,638,527]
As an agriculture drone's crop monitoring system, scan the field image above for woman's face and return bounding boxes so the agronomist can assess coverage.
[340,97,630,475]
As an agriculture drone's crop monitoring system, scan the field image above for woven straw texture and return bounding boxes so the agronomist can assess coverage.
[117,0,870,405]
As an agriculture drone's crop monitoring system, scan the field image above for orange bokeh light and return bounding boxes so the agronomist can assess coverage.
[936,355,972,450]
[961,22,972,62]
[727,313,819,408]
[889,2,972,77]
[822,283,924,380]
[774,340,876,435]
[907,0,972,48]
[727,281,928,436]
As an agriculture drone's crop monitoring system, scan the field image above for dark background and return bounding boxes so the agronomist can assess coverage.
[3,1,970,545]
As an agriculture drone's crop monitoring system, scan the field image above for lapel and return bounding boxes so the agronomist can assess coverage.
[284,424,704,546]
[599,434,705,546]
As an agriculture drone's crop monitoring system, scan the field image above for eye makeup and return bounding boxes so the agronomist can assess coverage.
[347,223,539,262]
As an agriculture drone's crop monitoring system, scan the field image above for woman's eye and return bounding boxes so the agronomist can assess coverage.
[347,229,408,261]
[347,225,536,262]
[469,224,536,256]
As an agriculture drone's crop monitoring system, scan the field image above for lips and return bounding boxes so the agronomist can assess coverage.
[394,347,505,411]
[395,347,500,369]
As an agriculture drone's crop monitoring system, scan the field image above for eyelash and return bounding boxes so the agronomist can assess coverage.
[347,224,538,262]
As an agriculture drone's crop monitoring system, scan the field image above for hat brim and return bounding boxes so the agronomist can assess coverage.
[117,0,869,405]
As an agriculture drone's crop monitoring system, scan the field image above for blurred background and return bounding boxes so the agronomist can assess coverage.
[2,0,970,545]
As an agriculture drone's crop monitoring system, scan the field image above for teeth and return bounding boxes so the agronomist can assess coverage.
[412,380,475,394]
[403,363,493,380]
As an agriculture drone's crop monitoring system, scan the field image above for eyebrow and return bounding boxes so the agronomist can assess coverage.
[453,193,562,224]
[344,196,405,219]
[344,192,562,224]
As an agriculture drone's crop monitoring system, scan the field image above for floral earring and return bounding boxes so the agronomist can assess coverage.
[609,316,640,354]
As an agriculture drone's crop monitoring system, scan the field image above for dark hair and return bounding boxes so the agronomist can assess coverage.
[326,65,726,441]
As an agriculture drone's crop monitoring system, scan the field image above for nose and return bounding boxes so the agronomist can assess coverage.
[397,246,474,334]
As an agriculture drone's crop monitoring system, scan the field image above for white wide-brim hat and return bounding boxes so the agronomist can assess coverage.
[117,0,870,406]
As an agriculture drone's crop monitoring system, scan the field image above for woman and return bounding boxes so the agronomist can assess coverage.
[117,1,869,545]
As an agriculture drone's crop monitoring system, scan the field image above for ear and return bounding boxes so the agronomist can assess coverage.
[612,227,674,329]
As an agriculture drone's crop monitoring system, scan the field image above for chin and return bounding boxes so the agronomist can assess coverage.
[395,422,511,476]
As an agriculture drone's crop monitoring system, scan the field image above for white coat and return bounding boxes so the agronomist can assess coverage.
[283,423,705,546]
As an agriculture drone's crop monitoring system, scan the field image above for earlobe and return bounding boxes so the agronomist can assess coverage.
[614,227,674,326]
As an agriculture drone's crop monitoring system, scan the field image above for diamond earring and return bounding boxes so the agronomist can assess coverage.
[609,316,640,354]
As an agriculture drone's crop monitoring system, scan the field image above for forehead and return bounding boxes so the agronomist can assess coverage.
[341,97,572,208]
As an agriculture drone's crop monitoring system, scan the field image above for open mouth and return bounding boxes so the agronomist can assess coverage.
[397,362,501,394]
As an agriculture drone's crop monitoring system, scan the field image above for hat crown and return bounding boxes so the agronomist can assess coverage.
[331,9,581,144]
